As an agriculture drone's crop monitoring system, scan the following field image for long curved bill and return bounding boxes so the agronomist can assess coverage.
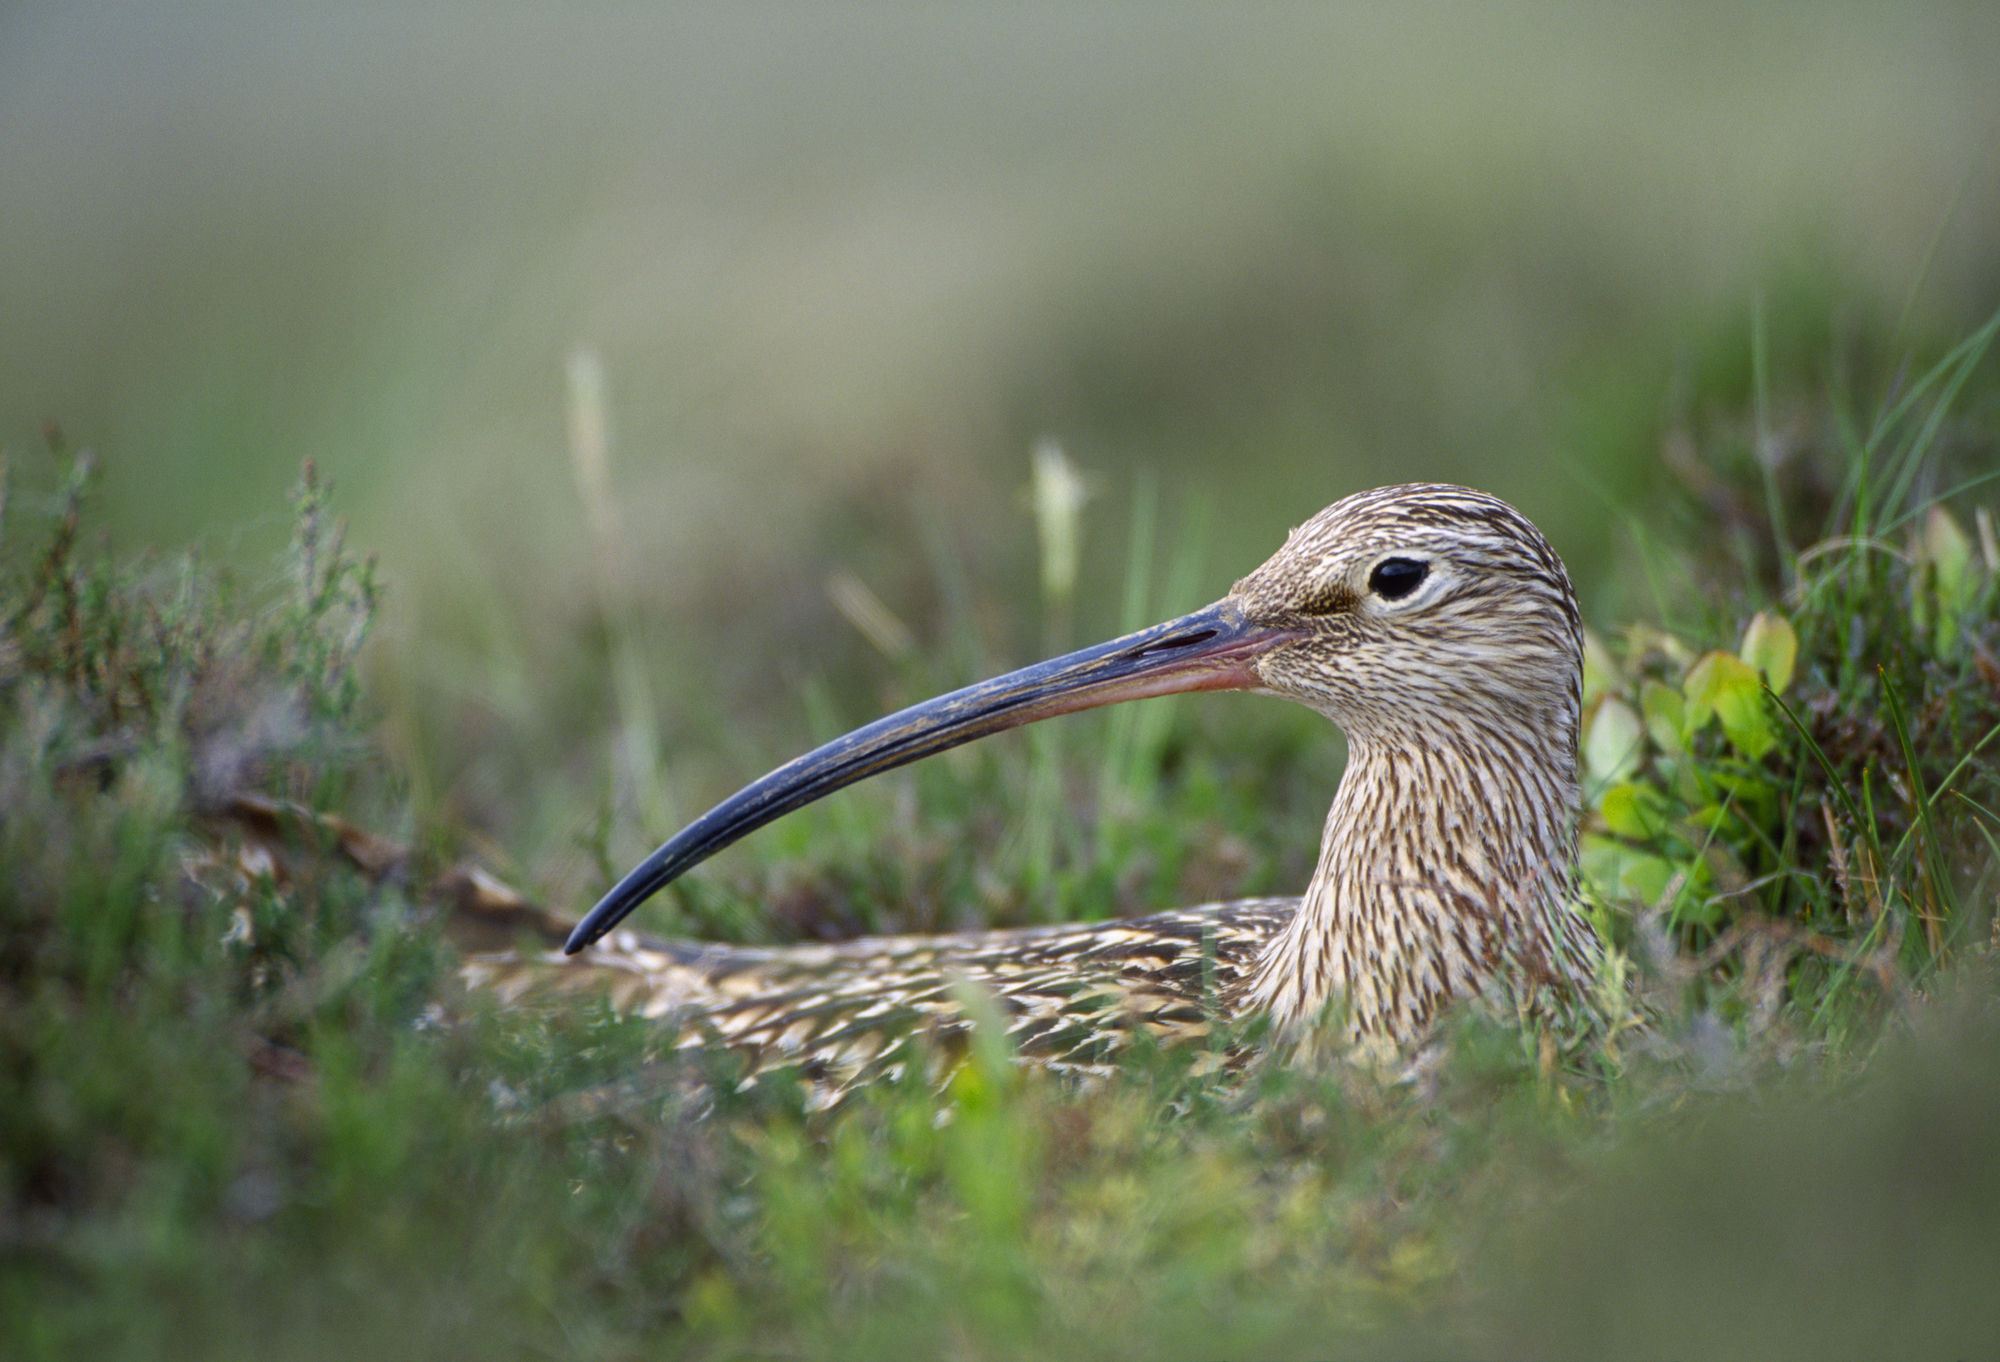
[565,598,1300,953]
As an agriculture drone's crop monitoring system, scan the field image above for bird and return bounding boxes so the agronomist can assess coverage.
[529,483,1604,1099]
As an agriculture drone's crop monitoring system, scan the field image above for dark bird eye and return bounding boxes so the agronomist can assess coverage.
[1368,558,1428,601]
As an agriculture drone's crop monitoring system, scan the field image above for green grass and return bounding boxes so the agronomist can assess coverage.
[4,314,2000,1359]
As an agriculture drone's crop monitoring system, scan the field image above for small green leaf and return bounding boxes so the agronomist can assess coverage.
[1669,756,1704,804]
[1639,679,1687,753]
[1625,622,1695,669]
[1585,697,1645,786]
[1918,504,1977,658]
[1924,503,1974,598]
[1738,610,1797,694]
[1680,650,1725,730]
[1712,770,1777,820]
[1600,782,1670,840]
[1685,802,1736,836]
[1685,650,1775,758]
[1617,852,1677,907]
[1579,835,1670,906]
[1671,890,1727,930]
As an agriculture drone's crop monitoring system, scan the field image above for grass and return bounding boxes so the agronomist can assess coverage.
[3,312,2000,1359]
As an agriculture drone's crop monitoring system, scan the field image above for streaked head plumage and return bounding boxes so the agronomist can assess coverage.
[1228,483,1583,745]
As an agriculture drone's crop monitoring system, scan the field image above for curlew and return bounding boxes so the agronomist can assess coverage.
[553,483,1603,1094]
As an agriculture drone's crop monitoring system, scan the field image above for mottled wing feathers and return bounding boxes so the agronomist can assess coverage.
[462,899,1297,1098]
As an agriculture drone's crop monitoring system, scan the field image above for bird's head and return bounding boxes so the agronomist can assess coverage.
[1228,484,1584,748]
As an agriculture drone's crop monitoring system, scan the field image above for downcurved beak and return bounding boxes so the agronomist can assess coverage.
[565,597,1300,953]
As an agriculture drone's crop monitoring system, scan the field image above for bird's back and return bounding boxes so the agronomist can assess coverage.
[463,898,1298,1100]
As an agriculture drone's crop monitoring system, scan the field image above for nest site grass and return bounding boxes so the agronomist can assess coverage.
[3,313,2000,1359]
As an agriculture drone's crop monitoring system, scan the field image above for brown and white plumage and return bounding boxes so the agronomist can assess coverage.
[523,483,1601,1093]
[1229,484,1596,1045]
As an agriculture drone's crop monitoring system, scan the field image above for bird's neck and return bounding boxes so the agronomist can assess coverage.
[1243,727,1596,1047]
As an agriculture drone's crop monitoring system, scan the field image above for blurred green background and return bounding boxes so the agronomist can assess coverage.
[6,1,1999,878]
